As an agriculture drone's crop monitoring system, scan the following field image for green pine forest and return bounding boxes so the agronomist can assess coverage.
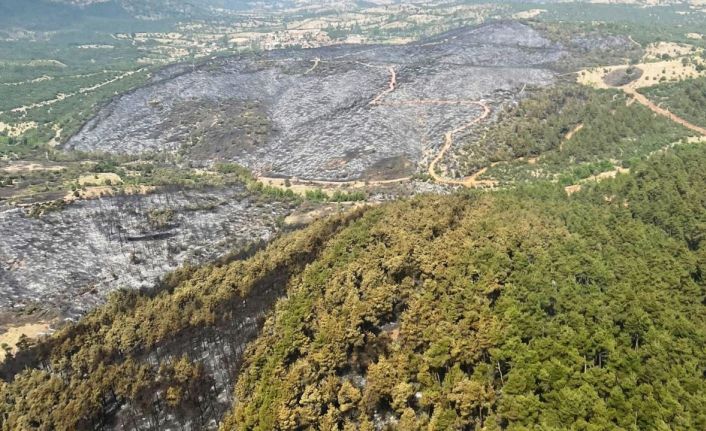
[458,85,693,184]
[1,141,705,430]
[639,77,706,130]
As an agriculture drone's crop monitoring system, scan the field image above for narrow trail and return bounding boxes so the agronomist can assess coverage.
[560,123,584,152]
[427,101,493,187]
[564,135,706,195]
[564,166,631,195]
[564,123,584,141]
[562,58,706,194]
[1,75,52,86]
[259,98,494,192]
[307,60,495,190]
[561,85,706,196]
[316,60,395,107]
[624,86,706,136]
[627,35,642,49]
[76,69,143,95]
[559,81,706,195]
[369,66,397,106]
[1,70,127,87]
[303,57,320,75]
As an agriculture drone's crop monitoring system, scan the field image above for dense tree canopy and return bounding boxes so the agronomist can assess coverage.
[640,77,706,130]
[1,144,705,430]
[224,144,706,430]
[458,85,692,183]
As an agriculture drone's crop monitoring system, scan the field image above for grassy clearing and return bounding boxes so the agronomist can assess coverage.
[0,322,51,362]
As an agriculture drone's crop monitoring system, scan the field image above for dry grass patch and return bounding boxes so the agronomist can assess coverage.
[0,162,65,173]
[284,202,369,226]
[644,41,700,61]
[0,322,52,362]
[259,176,368,196]
[77,172,122,187]
[512,9,546,19]
[578,58,706,90]
[0,121,37,137]
[65,184,155,202]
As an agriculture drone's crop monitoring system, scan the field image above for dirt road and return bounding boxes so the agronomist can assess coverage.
[561,123,584,151]
[263,63,496,191]
[624,87,706,136]
[304,57,320,75]
[427,101,493,187]
[2,69,145,117]
[369,66,397,106]
[259,99,493,192]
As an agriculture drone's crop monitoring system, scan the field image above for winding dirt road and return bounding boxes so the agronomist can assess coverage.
[624,86,706,136]
[259,64,495,192]
[562,81,706,196]
[427,101,493,187]
[257,98,493,193]
[369,66,397,106]
[273,56,706,197]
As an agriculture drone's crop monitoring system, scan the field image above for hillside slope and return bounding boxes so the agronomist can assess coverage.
[63,22,562,181]
[0,0,208,28]
[225,145,706,430]
[0,144,705,430]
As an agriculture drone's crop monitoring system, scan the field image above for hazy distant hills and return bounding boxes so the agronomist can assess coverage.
[0,0,385,32]
[1,0,205,25]
[0,0,239,29]
[0,0,312,31]
[7,0,702,31]
[46,0,293,17]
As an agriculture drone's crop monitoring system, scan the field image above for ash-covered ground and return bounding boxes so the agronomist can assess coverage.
[1,21,635,325]
[65,21,565,181]
[0,186,292,319]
